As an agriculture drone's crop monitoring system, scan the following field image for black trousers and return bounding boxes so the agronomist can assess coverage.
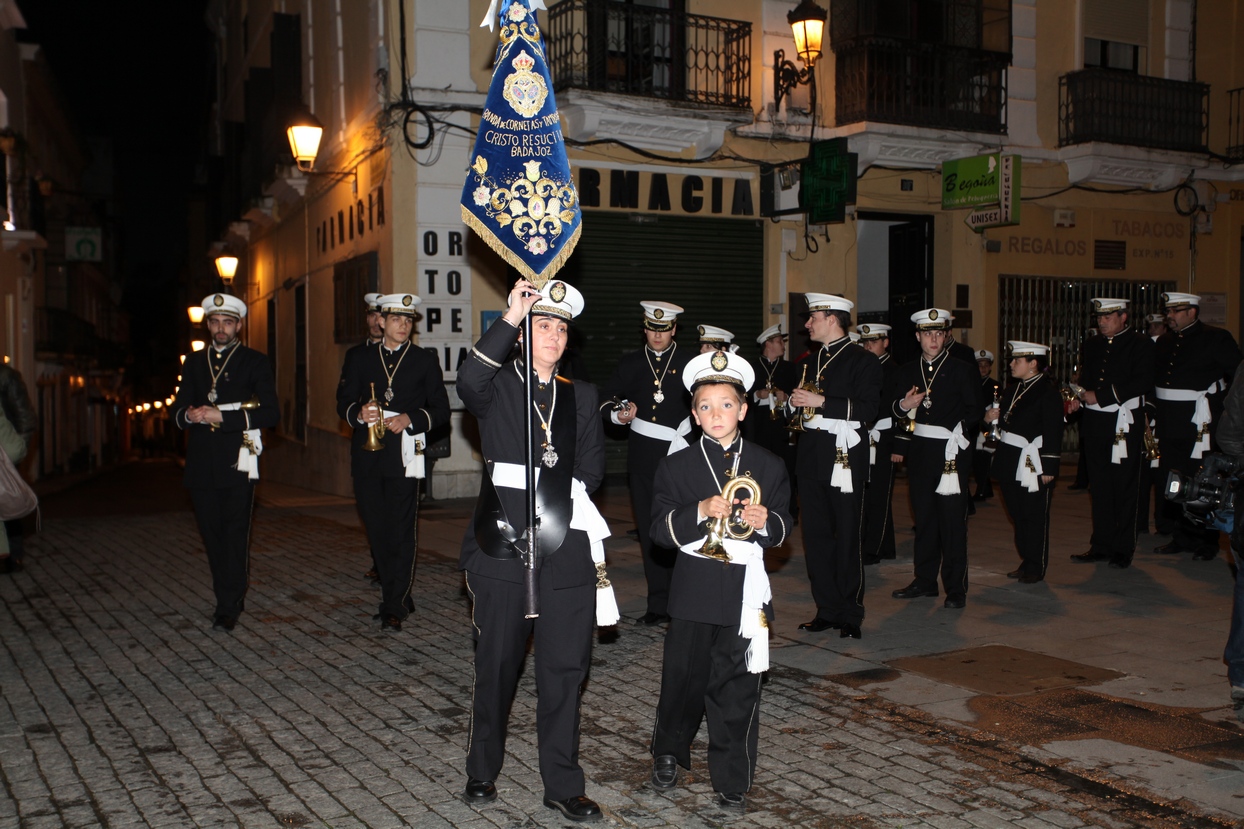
[1159,438,1220,555]
[354,475,419,619]
[1082,411,1142,564]
[798,441,868,626]
[996,459,1053,578]
[652,618,762,795]
[190,484,255,617]
[629,433,677,614]
[861,449,896,562]
[464,571,594,801]
[972,442,995,497]
[907,438,969,598]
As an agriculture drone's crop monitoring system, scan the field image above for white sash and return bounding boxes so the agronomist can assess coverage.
[868,417,893,466]
[680,536,771,674]
[631,415,693,455]
[217,401,262,480]
[1000,432,1043,492]
[382,410,425,478]
[490,462,619,626]
[1155,381,1223,459]
[912,422,969,495]
[805,415,862,492]
[1085,396,1141,464]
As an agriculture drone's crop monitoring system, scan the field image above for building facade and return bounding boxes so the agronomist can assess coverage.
[208,0,1244,495]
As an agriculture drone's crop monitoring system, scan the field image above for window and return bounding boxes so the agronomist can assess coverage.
[1084,37,1141,72]
[332,252,379,344]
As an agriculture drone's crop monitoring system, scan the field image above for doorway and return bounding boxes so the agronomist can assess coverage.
[855,212,934,364]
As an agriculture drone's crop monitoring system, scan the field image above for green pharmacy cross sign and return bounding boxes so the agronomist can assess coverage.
[941,152,1022,232]
[801,138,858,225]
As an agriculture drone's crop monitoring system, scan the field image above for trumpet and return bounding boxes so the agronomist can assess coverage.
[209,395,260,430]
[786,365,820,433]
[363,382,386,452]
[1143,416,1161,461]
[699,474,762,562]
[767,383,778,420]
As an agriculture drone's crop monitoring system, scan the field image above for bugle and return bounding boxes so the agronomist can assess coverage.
[698,474,762,562]
[363,382,385,451]
[786,365,819,433]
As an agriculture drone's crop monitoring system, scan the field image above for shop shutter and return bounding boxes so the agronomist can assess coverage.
[1083,0,1150,47]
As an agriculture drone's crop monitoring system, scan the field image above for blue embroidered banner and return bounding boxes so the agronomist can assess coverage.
[461,0,581,289]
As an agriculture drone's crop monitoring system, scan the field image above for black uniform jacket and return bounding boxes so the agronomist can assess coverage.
[744,356,801,442]
[173,343,279,488]
[1152,320,1242,440]
[336,340,451,478]
[599,342,693,428]
[995,375,1065,479]
[457,318,606,589]
[795,336,883,472]
[873,353,902,456]
[891,349,980,456]
[1079,326,1153,408]
[650,434,792,627]
[946,337,979,369]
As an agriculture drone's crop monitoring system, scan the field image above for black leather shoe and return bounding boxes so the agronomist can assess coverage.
[543,795,602,822]
[211,615,237,632]
[1153,542,1185,555]
[1006,568,1025,579]
[1192,550,1219,561]
[839,623,862,639]
[1070,551,1105,563]
[651,754,678,790]
[943,595,966,609]
[464,778,497,804]
[717,792,746,810]
[798,617,838,632]
[635,612,670,626]
[381,615,402,632]
[891,583,938,599]
[1017,573,1043,584]
[364,566,378,580]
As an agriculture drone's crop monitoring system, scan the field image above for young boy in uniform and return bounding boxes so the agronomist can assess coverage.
[647,349,793,811]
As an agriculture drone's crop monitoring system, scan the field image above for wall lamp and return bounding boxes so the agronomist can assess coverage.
[187,305,205,324]
[215,255,239,286]
[774,0,828,111]
[287,108,358,194]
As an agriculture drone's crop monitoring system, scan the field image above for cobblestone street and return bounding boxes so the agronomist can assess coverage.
[1,459,1243,828]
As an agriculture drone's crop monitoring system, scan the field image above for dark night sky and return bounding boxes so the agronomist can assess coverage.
[20,0,214,392]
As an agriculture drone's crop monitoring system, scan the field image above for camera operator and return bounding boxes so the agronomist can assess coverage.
[1213,361,1244,722]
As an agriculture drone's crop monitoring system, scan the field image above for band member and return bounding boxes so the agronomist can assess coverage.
[339,292,385,581]
[856,324,899,564]
[972,349,1000,502]
[984,342,1064,583]
[648,349,791,812]
[1067,298,1153,569]
[1152,292,1242,560]
[601,301,693,625]
[698,324,737,353]
[337,293,450,631]
[791,295,882,639]
[890,308,980,609]
[1145,312,1169,340]
[745,323,800,512]
[1138,313,1172,534]
[458,279,612,822]
[173,293,279,632]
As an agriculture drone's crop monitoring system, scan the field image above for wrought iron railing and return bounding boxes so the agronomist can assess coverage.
[1228,87,1244,162]
[1059,68,1208,153]
[545,0,751,108]
[834,40,1008,133]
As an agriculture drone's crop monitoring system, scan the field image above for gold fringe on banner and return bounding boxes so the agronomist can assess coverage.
[461,204,581,292]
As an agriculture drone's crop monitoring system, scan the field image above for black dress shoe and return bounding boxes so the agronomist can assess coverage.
[1070,551,1105,563]
[798,617,838,632]
[839,623,862,639]
[891,582,938,599]
[211,615,237,632]
[543,795,602,822]
[364,566,378,580]
[1153,542,1185,555]
[651,754,678,790]
[717,792,746,810]
[635,612,670,626]
[464,777,497,804]
[1017,573,1043,584]
[1006,567,1025,579]
[380,615,402,632]
[943,595,966,609]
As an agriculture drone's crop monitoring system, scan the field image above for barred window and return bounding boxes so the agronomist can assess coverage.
[332,252,379,344]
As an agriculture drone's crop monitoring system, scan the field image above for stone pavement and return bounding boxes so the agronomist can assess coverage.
[1,458,1242,828]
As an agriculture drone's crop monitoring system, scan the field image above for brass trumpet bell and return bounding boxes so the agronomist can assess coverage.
[209,395,260,430]
[787,364,819,433]
[698,474,762,562]
[363,382,385,452]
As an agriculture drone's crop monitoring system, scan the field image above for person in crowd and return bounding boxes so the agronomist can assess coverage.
[0,361,34,573]
[984,342,1064,583]
[856,324,899,564]
[648,348,791,812]
[972,349,1000,503]
[172,293,279,632]
[698,325,737,354]
[1137,313,1172,535]
[744,323,799,518]
[1210,360,1244,722]
[457,278,612,822]
[889,308,980,609]
[338,292,384,581]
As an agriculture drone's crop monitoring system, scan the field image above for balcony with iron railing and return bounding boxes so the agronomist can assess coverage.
[544,0,751,108]
[1059,68,1208,153]
[833,39,1009,133]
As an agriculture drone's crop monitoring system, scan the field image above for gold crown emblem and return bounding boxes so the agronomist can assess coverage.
[711,351,729,371]
[928,309,938,320]
[653,308,664,319]
[550,282,566,303]
[511,50,535,72]
[403,295,413,307]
